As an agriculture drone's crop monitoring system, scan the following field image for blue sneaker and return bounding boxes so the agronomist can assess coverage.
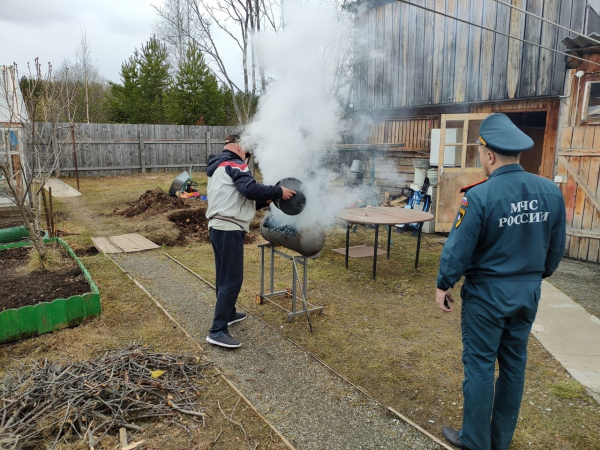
[206,331,241,348]
[228,312,247,326]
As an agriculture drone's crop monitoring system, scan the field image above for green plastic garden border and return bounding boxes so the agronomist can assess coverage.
[0,237,101,344]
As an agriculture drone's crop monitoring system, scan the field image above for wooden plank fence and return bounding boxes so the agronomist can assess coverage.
[34,123,239,177]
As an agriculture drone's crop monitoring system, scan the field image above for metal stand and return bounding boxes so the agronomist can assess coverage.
[257,243,324,330]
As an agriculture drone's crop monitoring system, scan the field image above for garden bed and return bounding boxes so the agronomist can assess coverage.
[0,238,100,344]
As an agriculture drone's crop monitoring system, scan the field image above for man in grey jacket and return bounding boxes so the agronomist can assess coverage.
[205,134,295,348]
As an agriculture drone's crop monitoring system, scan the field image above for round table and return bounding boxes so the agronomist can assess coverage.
[336,207,434,279]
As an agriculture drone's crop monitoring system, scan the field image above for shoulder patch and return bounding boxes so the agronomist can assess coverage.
[219,161,248,172]
[455,207,466,229]
[461,197,469,208]
[460,179,487,193]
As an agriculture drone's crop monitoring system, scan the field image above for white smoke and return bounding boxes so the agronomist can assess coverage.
[243,1,365,229]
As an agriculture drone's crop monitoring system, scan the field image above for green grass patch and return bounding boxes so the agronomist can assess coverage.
[551,380,589,400]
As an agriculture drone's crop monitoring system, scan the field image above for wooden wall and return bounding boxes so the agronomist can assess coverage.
[556,54,600,263]
[358,117,439,195]
[353,0,586,111]
[34,123,238,177]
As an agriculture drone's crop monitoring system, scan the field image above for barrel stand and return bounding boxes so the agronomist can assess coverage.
[257,243,324,328]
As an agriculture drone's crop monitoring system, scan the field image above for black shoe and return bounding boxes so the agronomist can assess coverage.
[228,312,247,326]
[442,427,471,450]
[206,331,241,348]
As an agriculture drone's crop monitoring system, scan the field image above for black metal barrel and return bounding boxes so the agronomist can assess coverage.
[260,215,325,256]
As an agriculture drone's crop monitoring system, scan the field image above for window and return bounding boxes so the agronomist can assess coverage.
[580,81,600,123]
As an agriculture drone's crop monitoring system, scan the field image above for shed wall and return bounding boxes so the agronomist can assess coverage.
[353,0,586,110]
[556,54,600,263]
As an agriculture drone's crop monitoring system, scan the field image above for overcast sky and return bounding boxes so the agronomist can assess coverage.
[0,0,243,86]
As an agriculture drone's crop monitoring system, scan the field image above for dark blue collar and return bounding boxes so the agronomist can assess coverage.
[489,164,523,179]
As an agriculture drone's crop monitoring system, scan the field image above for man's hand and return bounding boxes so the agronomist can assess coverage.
[436,288,454,312]
[280,187,296,200]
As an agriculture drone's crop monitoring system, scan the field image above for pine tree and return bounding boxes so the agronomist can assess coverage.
[165,43,225,125]
[107,37,171,124]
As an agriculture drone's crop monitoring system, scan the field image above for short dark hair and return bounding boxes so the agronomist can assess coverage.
[492,150,521,163]
[224,134,239,144]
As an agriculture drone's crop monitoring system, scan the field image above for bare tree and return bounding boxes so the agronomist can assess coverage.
[74,25,95,123]
[326,0,354,111]
[153,0,353,121]
[0,62,75,267]
[55,26,108,123]
[154,0,283,123]
[153,0,197,71]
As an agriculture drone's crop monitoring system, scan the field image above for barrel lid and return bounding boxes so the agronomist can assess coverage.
[275,177,306,216]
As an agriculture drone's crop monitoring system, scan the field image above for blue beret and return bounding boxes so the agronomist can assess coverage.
[478,114,534,155]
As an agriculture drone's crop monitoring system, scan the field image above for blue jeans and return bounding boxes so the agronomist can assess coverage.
[209,228,244,334]
[459,279,541,450]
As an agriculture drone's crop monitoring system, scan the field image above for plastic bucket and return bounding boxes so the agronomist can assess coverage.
[426,168,438,186]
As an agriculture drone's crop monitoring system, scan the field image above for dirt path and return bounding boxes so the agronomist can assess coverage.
[112,251,444,450]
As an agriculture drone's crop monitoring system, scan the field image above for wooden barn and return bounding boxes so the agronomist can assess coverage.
[347,0,600,263]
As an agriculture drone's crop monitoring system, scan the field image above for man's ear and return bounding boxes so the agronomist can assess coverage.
[487,150,496,166]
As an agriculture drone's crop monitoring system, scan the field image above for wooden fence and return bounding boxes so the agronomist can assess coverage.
[28,122,431,199]
[37,123,239,177]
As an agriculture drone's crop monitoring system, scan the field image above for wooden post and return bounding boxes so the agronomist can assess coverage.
[51,132,61,178]
[48,187,55,238]
[206,131,211,156]
[70,124,80,191]
[139,126,146,173]
[41,189,52,233]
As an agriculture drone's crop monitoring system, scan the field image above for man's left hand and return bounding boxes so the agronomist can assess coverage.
[436,288,454,312]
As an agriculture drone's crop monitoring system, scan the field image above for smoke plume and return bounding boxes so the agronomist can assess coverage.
[243,1,364,228]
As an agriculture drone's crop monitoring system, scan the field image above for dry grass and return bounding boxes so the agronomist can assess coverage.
[13,171,600,450]
[0,174,286,449]
[21,243,67,273]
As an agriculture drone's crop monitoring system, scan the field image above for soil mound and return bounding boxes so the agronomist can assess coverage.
[116,189,267,246]
[167,207,265,245]
[168,206,211,243]
[115,188,188,218]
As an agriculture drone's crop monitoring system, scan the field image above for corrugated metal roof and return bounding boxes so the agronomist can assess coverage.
[561,33,600,50]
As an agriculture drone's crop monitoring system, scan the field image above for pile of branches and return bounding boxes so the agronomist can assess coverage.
[0,345,211,449]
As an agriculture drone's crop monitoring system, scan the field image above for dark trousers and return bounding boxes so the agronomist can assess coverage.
[209,228,244,334]
[459,279,541,450]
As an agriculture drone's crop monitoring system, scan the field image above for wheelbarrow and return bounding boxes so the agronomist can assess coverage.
[168,166,198,197]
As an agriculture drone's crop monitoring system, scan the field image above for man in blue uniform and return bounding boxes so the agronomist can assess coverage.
[435,114,566,450]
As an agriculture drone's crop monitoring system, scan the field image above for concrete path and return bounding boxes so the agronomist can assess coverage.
[44,177,81,197]
[533,281,600,403]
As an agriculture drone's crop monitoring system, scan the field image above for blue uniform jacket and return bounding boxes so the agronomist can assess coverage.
[437,164,566,290]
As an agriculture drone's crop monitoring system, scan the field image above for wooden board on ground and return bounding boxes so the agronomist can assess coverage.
[91,237,124,254]
[44,178,82,197]
[332,245,386,258]
[91,234,159,254]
